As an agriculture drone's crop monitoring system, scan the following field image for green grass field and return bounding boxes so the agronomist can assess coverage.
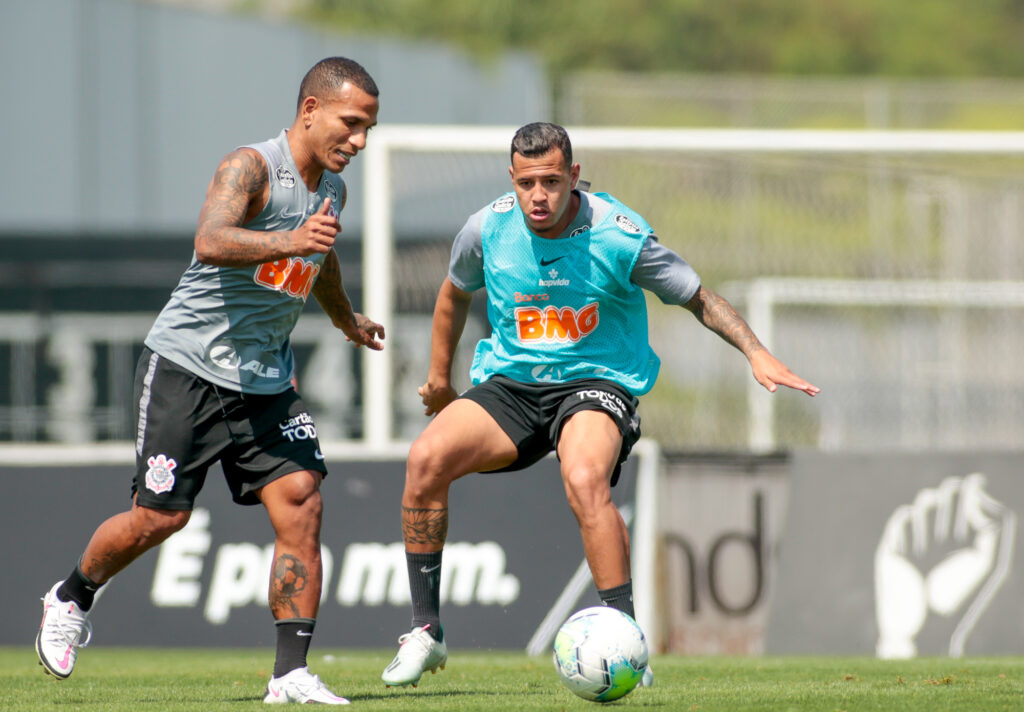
[3,647,1023,711]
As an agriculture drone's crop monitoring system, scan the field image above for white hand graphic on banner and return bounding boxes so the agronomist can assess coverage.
[874,473,1015,658]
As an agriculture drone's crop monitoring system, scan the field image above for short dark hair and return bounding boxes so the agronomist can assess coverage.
[297,57,379,113]
[511,122,572,167]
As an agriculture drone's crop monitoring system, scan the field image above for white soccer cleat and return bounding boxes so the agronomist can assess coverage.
[36,581,93,680]
[641,664,654,687]
[381,624,448,687]
[263,666,350,705]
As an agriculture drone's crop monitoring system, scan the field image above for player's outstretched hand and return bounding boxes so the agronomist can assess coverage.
[341,313,385,350]
[292,198,339,256]
[418,381,459,416]
[749,349,820,396]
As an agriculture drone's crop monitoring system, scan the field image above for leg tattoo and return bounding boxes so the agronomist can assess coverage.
[270,554,308,619]
[402,506,449,547]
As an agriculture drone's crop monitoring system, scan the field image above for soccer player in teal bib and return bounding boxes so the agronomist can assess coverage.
[382,122,820,688]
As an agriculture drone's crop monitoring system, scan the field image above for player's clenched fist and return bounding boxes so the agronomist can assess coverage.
[418,380,459,416]
[291,198,339,256]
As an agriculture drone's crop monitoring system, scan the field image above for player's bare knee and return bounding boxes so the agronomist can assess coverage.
[132,506,190,546]
[563,466,613,518]
[405,437,452,494]
[293,490,323,523]
[287,489,324,531]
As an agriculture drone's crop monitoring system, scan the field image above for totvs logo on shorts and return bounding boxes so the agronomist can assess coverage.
[253,258,321,299]
[515,303,599,343]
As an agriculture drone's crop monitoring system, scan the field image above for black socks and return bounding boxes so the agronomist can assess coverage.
[273,618,316,678]
[57,565,101,612]
[406,551,443,641]
[598,580,635,620]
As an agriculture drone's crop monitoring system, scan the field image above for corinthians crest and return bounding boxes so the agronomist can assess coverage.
[145,454,178,495]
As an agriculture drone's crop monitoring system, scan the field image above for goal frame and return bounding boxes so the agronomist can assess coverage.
[361,125,1024,448]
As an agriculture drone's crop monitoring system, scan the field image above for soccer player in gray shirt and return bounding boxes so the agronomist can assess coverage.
[35,57,383,705]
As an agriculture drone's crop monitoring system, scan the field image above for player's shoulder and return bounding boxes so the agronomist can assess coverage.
[471,192,518,234]
[219,145,269,172]
[586,191,650,238]
[234,133,289,179]
[210,147,270,196]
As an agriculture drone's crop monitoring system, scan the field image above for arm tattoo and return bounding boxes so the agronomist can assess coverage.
[269,553,308,619]
[195,150,290,266]
[402,506,449,547]
[691,288,765,357]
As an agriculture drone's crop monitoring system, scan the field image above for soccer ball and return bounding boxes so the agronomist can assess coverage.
[552,606,649,702]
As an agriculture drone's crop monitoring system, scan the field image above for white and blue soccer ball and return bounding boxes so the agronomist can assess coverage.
[552,606,649,702]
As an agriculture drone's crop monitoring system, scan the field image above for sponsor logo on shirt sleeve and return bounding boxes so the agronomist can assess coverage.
[614,214,642,234]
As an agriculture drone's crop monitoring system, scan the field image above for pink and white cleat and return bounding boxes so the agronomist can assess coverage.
[36,581,93,679]
[264,666,350,705]
[381,624,448,687]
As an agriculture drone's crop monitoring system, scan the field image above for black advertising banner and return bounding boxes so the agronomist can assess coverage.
[2,456,635,649]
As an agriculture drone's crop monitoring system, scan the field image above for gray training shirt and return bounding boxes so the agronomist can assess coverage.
[145,129,346,394]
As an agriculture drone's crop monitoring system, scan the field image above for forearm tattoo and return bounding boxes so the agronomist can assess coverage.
[694,289,765,357]
[402,506,449,547]
[269,553,308,619]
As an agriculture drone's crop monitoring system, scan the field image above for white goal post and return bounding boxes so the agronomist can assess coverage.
[361,126,1024,448]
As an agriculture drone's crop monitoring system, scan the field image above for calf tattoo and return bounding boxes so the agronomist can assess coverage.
[402,506,448,546]
[270,554,308,618]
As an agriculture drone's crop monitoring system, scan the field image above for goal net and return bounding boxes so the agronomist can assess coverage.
[363,127,1024,452]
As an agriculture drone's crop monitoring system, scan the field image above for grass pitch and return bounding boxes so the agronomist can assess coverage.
[3,647,1024,711]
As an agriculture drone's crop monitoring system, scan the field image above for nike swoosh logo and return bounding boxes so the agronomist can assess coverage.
[297,631,313,637]
[57,645,72,670]
[539,256,565,267]
[280,209,305,221]
[420,564,441,573]
[314,450,324,460]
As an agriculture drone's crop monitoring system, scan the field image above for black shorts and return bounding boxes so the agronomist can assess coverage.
[459,375,641,486]
[131,347,327,510]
